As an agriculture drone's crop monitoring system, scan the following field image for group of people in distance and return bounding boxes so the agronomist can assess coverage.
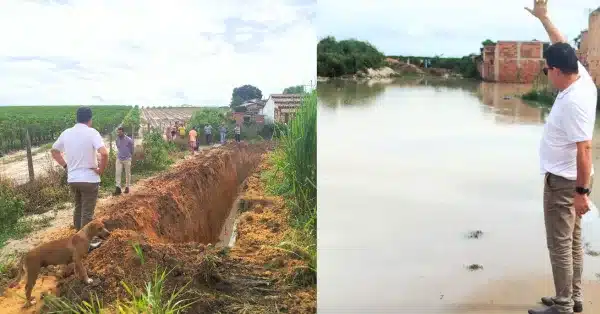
[165,122,241,154]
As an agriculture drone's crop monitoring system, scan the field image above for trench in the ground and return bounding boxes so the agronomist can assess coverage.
[97,143,265,246]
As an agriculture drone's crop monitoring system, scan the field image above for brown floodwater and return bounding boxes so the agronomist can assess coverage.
[317,78,600,313]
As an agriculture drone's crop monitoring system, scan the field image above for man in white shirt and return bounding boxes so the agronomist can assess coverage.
[527,1,598,314]
[51,107,109,248]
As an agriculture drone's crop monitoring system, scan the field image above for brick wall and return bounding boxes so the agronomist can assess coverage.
[588,11,600,86]
[495,41,545,83]
[497,42,518,59]
[520,42,542,59]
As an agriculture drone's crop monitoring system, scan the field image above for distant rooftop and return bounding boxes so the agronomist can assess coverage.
[269,94,303,107]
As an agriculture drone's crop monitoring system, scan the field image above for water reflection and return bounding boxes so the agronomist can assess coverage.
[476,82,547,125]
[316,79,387,107]
[317,78,480,108]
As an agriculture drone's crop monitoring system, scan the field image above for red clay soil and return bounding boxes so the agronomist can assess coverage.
[2,144,315,313]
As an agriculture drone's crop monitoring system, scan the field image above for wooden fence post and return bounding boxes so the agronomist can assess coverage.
[25,129,34,182]
[109,132,113,156]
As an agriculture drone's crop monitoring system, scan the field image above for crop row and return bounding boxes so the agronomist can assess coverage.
[0,105,132,155]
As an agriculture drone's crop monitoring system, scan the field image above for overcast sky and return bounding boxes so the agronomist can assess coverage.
[317,0,597,57]
[0,0,316,105]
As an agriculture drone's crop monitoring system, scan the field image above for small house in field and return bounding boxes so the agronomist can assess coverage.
[232,99,266,125]
[264,94,303,124]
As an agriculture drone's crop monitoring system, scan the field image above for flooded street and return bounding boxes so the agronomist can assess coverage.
[317,79,600,313]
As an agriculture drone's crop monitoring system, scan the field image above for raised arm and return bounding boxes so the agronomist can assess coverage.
[525,0,568,44]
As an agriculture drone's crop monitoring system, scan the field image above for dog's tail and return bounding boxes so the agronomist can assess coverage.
[7,256,25,288]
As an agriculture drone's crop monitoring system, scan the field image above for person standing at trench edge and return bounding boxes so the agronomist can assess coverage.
[526,1,598,314]
[219,123,227,145]
[51,106,108,250]
[114,126,134,196]
[204,123,213,145]
[234,124,241,143]
[188,127,198,154]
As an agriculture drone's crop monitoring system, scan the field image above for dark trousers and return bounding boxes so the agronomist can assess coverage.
[235,134,240,142]
[206,134,212,145]
[69,182,99,230]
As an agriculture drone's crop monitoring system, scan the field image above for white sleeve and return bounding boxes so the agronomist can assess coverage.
[563,102,594,143]
[92,130,105,150]
[52,131,66,152]
[578,61,593,83]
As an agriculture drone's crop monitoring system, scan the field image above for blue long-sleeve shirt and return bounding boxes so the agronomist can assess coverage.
[116,135,134,160]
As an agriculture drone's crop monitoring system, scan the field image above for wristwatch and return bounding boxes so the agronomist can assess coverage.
[575,186,591,195]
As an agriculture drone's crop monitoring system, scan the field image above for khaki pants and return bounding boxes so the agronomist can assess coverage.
[69,182,99,231]
[544,173,593,312]
[116,158,132,188]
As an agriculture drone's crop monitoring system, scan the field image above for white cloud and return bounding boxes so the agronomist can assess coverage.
[318,0,597,56]
[0,0,316,105]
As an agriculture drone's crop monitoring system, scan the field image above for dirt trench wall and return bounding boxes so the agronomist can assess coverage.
[98,143,267,244]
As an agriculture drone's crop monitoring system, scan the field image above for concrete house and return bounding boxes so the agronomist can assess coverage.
[265,94,303,124]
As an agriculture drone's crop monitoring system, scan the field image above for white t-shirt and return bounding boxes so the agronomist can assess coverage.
[52,123,105,183]
[539,61,598,180]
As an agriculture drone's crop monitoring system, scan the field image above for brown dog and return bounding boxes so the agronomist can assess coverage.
[9,220,110,307]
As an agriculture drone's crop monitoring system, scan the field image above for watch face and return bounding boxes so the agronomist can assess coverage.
[576,187,591,195]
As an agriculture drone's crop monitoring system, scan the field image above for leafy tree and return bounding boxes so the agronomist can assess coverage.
[481,39,495,46]
[283,85,305,94]
[317,36,386,77]
[230,85,263,109]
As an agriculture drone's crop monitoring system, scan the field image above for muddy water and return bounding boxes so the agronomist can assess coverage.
[317,78,600,313]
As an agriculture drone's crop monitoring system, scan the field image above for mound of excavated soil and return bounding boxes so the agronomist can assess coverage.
[97,142,266,244]
[44,145,314,313]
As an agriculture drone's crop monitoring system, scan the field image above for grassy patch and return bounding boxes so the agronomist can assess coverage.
[0,176,59,248]
[44,267,197,314]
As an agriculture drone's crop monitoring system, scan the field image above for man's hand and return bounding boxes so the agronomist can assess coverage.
[574,193,590,216]
[93,167,103,176]
[525,0,548,20]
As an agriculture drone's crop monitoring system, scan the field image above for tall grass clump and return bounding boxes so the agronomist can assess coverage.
[116,268,197,313]
[267,90,317,284]
[278,90,317,234]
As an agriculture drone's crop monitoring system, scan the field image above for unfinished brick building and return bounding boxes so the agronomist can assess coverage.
[478,41,549,83]
[578,8,600,87]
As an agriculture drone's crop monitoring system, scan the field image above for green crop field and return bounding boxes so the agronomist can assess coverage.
[0,105,132,155]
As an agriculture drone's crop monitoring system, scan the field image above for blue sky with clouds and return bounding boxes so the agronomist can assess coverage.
[0,0,316,105]
[317,0,597,57]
